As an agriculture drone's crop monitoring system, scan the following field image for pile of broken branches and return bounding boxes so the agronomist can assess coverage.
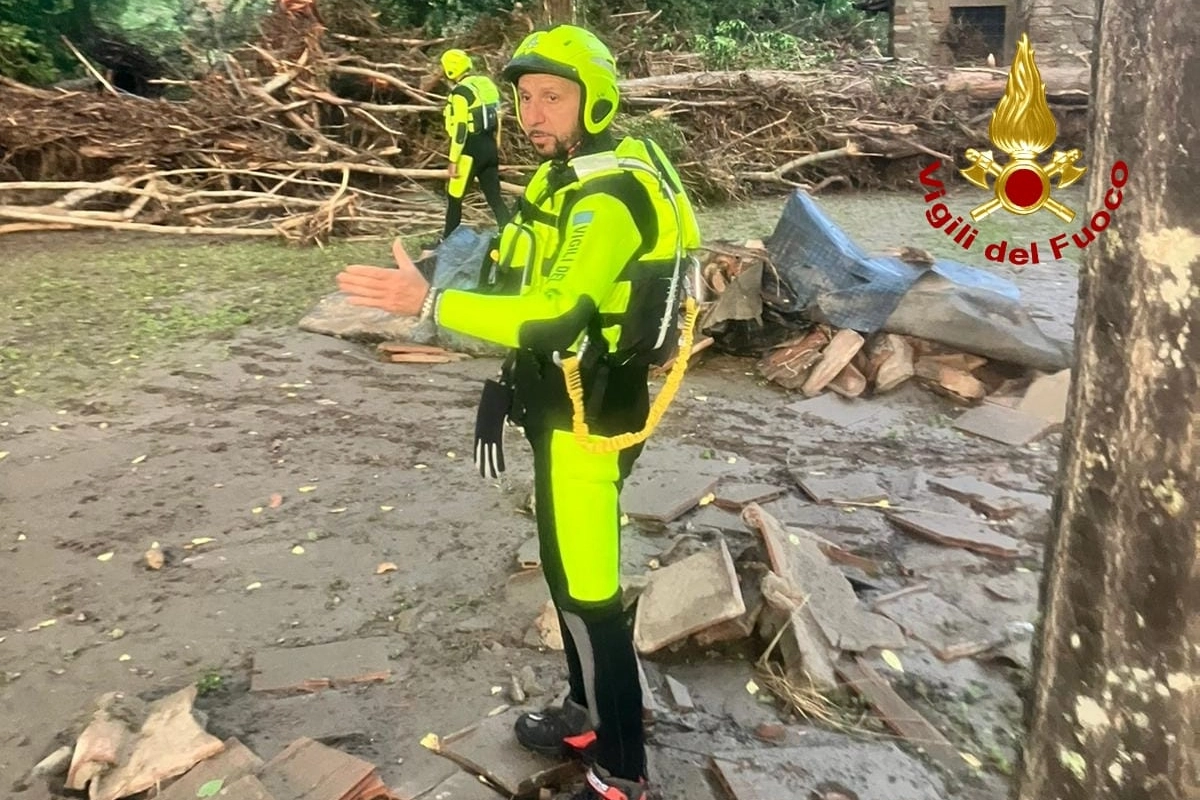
[0,5,1090,242]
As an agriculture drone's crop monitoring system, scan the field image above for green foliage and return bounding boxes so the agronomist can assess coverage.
[0,0,75,83]
[693,19,830,71]
[370,0,514,33]
[690,0,884,71]
[612,114,687,162]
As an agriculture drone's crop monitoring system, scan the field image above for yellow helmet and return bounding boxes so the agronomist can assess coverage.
[440,49,473,81]
[502,25,619,135]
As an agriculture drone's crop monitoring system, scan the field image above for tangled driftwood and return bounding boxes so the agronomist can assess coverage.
[0,6,1089,242]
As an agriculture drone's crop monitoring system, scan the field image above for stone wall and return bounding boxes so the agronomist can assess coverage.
[893,0,1096,67]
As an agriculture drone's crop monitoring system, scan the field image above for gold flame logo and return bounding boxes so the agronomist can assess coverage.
[961,34,1086,222]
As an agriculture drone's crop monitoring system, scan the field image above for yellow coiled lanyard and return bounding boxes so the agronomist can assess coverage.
[556,294,699,454]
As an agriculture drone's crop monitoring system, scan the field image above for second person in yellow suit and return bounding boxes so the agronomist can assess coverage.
[440,48,509,238]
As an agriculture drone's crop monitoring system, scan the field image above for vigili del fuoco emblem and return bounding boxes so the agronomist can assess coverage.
[960,33,1087,222]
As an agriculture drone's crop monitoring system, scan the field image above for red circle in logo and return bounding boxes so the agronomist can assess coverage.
[1003,167,1046,208]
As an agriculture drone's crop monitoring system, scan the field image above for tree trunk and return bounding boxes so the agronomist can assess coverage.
[541,0,574,24]
[1014,1,1200,799]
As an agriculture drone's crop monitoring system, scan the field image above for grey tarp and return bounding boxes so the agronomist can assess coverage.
[761,191,1070,370]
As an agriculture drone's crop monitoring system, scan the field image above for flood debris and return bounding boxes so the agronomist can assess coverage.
[887,510,1023,558]
[67,686,225,800]
[155,737,262,800]
[791,470,888,506]
[711,738,946,800]
[376,342,470,364]
[1016,368,1071,424]
[747,505,904,654]
[928,475,1050,520]
[633,539,746,654]
[250,637,392,694]
[696,193,1070,404]
[259,737,398,800]
[951,402,1058,446]
[665,675,696,711]
[622,470,721,524]
[712,482,787,512]
[534,600,564,651]
[435,707,579,798]
[872,587,1002,661]
[834,658,965,777]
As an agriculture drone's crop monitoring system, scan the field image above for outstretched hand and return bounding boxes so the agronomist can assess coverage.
[335,244,430,317]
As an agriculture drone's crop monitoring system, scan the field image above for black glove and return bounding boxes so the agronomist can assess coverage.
[473,378,513,479]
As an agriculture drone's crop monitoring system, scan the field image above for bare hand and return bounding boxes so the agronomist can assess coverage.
[336,248,430,316]
[447,162,459,178]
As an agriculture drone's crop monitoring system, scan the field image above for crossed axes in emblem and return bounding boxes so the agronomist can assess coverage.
[961,148,1087,222]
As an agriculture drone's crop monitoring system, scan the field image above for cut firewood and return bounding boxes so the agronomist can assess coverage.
[801,329,865,397]
[868,333,915,393]
[652,335,715,377]
[387,353,467,364]
[376,342,455,355]
[921,352,988,372]
[758,328,830,390]
[827,362,867,398]
[915,358,986,403]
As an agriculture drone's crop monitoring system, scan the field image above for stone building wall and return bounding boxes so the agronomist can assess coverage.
[892,0,1096,67]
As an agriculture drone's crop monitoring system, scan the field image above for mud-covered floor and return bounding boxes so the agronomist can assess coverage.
[0,186,1083,800]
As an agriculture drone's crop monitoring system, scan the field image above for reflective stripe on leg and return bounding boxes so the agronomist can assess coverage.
[547,428,622,604]
[447,153,475,198]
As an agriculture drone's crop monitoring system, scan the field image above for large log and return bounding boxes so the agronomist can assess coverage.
[618,65,1090,104]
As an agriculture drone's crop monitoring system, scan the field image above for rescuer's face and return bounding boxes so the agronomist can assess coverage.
[517,73,583,159]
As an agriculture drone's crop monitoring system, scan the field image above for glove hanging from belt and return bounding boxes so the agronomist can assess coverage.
[473,356,515,479]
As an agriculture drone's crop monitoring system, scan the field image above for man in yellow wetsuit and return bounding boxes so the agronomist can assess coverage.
[338,25,701,800]
[440,48,509,237]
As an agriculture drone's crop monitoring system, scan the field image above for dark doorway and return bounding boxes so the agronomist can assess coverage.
[944,5,1007,64]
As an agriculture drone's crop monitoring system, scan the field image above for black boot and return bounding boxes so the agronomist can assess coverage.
[514,697,596,759]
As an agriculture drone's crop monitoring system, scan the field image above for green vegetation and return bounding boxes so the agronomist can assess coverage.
[1,0,886,86]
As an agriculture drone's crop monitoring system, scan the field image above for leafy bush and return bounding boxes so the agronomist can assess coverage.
[0,0,75,84]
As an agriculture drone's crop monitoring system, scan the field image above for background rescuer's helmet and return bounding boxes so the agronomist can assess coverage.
[501,25,619,136]
[440,49,473,81]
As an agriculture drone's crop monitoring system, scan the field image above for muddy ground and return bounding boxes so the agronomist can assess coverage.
[0,186,1083,800]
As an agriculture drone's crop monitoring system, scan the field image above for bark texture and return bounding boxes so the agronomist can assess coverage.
[1014,1,1200,798]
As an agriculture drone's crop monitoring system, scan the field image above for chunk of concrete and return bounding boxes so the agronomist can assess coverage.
[436,708,579,797]
[887,510,1022,558]
[251,638,392,694]
[928,475,1049,520]
[623,471,721,523]
[665,675,695,711]
[873,588,1001,661]
[790,471,888,505]
[90,687,227,800]
[756,583,839,691]
[694,563,766,647]
[745,505,905,653]
[258,738,394,800]
[299,292,420,343]
[711,740,946,800]
[1017,369,1070,424]
[633,540,745,654]
[953,403,1057,446]
[713,482,787,511]
[157,738,262,800]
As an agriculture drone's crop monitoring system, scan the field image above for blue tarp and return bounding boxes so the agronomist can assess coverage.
[763,191,1070,370]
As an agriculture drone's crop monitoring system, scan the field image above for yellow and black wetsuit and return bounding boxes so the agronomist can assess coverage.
[443,73,508,237]
[427,134,700,779]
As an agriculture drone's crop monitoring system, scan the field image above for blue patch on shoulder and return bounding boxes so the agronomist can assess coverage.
[571,210,595,225]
